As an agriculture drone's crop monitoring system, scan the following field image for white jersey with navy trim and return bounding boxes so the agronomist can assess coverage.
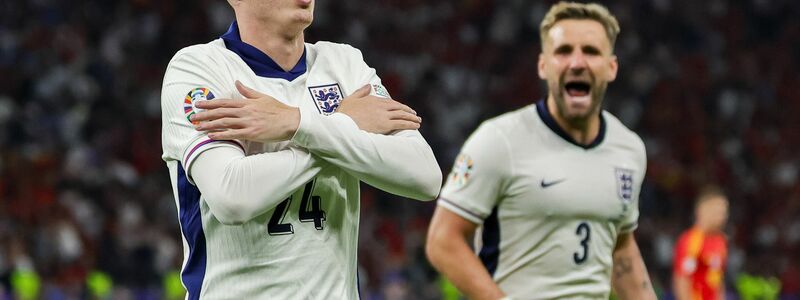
[438,101,646,299]
[161,22,439,299]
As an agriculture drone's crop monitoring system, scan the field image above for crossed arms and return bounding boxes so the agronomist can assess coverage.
[163,55,442,224]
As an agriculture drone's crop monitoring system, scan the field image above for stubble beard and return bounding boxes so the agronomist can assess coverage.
[551,73,607,129]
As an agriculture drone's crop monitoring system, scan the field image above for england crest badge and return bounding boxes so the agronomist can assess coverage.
[615,168,634,205]
[308,83,343,115]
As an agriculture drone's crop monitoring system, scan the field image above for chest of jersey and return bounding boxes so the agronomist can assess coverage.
[698,236,727,271]
[212,47,358,135]
[207,46,363,239]
[240,72,351,119]
[502,146,640,224]
[213,51,358,156]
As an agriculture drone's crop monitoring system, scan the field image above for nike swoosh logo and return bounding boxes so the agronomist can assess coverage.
[540,178,566,188]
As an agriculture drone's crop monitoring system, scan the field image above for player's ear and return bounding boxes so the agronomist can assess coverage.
[606,54,618,82]
[537,53,546,79]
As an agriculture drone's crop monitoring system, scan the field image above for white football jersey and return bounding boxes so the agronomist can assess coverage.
[438,101,646,299]
[161,23,438,299]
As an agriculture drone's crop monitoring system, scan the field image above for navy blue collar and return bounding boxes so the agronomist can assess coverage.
[221,22,307,81]
[535,100,606,149]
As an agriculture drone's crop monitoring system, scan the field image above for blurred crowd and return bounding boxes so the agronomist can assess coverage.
[0,0,798,299]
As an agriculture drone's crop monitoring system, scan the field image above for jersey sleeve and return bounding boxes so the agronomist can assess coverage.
[437,122,511,224]
[617,183,640,233]
[290,45,442,201]
[189,145,323,224]
[617,136,647,233]
[161,48,243,182]
[162,47,323,224]
[351,47,393,100]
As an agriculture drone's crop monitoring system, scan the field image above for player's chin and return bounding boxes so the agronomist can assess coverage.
[292,12,314,26]
[563,109,593,121]
[562,98,597,119]
[562,95,593,112]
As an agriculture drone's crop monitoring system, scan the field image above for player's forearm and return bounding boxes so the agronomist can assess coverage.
[426,232,505,300]
[191,146,322,224]
[611,233,657,300]
[292,110,442,200]
[611,254,656,300]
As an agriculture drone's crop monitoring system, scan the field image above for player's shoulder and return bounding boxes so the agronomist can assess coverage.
[602,111,646,154]
[308,41,365,60]
[167,40,228,67]
[461,105,535,156]
[480,104,535,134]
[677,227,704,244]
[602,111,643,145]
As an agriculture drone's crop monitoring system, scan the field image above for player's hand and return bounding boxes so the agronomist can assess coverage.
[337,85,421,135]
[192,81,300,142]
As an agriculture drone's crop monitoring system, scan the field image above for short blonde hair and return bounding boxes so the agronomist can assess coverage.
[540,2,620,50]
[696,185,727,207]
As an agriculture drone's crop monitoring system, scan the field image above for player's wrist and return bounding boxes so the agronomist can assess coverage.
[284,107,301,139]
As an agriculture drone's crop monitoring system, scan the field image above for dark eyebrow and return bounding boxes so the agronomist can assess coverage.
[554,44,572,54]
[582,45,601,55]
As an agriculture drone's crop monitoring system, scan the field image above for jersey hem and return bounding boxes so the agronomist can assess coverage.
[438,197,485,224]
[619,222,638,233]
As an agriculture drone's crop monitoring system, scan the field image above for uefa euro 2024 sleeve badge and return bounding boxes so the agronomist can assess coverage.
[308,83,343,115]
[449,154,474,188]
[184,87,215,125]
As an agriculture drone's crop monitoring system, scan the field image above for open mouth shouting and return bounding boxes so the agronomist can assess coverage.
[563,79,592,108]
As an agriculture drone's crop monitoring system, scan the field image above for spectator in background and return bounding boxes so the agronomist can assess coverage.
[673,186,729,300]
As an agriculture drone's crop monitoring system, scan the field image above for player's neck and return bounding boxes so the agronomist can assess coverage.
[694,223,721,234]
[547,97,601,146]
[237,19,306,72]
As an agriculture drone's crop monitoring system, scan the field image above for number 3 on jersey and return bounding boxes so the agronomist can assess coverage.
[267,180,326,235]
[574,222,591,264]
